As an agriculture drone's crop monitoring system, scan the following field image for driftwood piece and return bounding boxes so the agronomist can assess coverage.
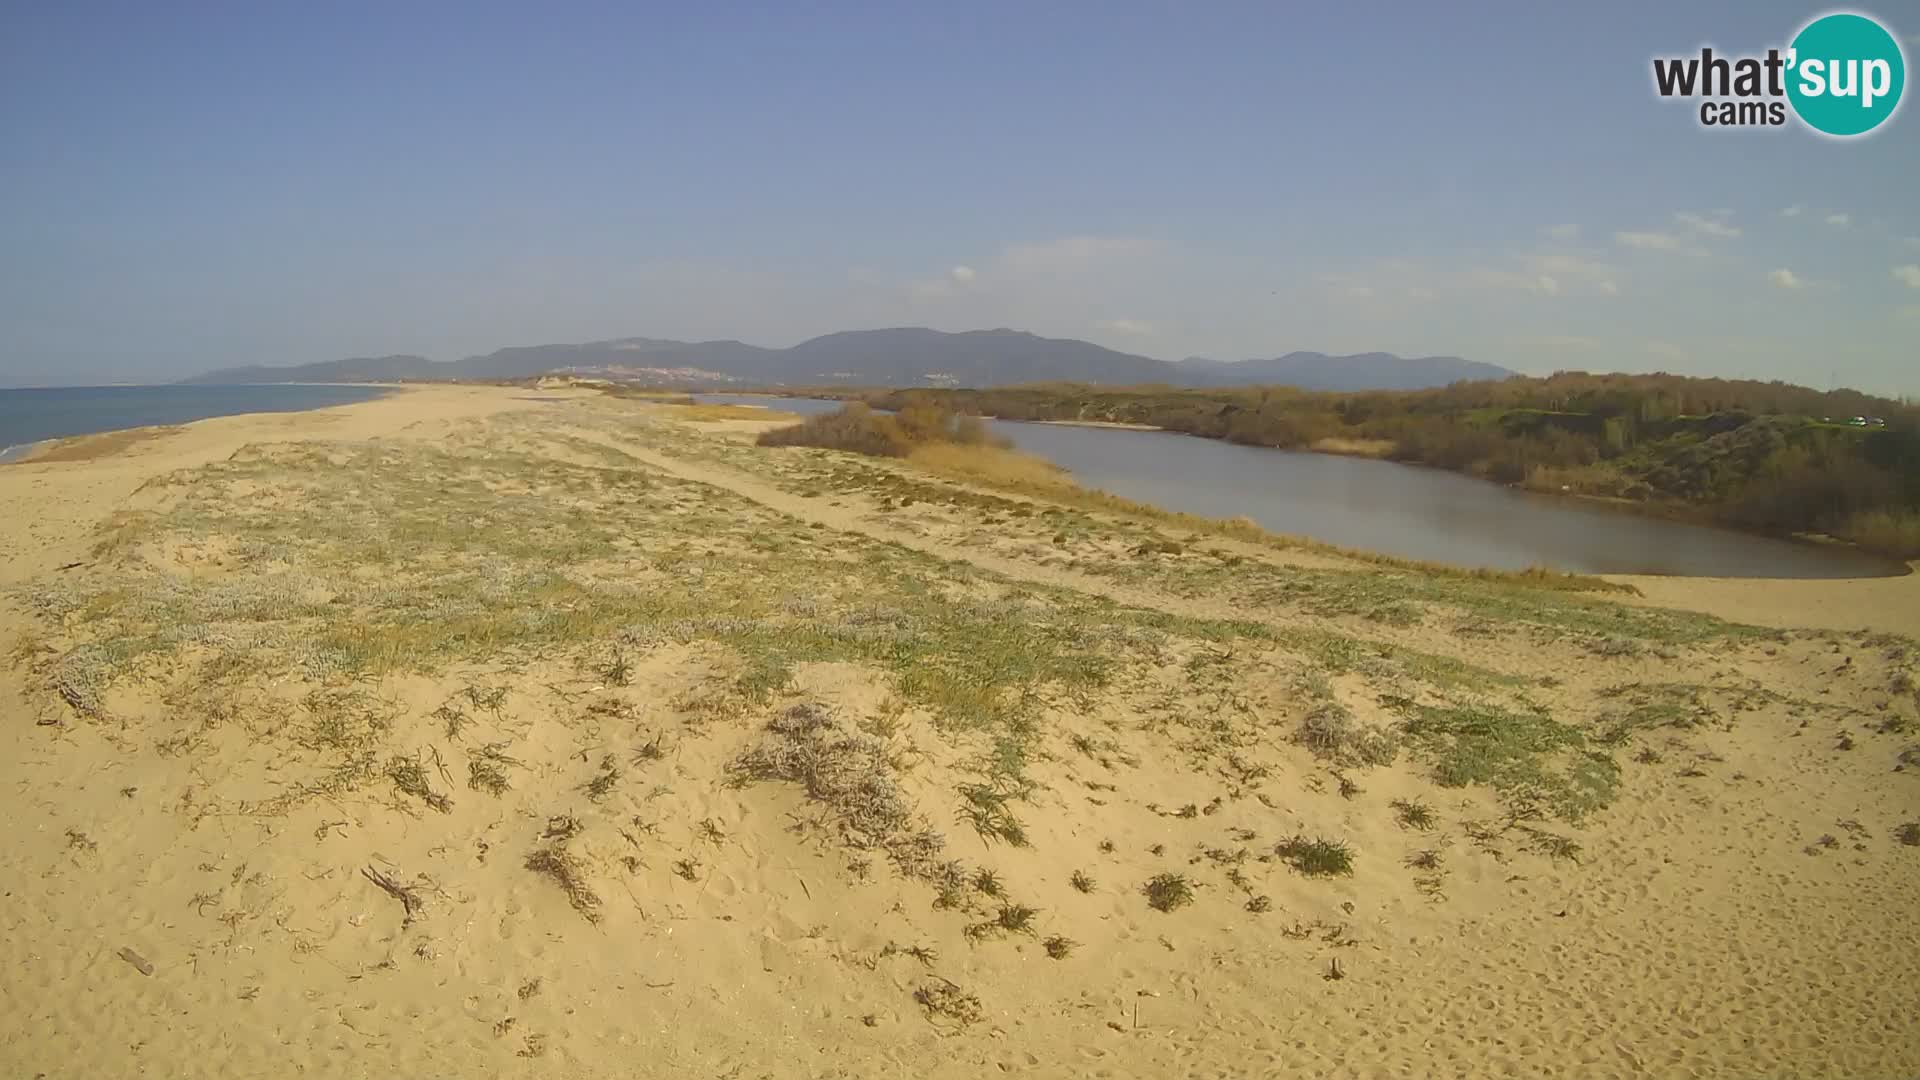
[361,866,421,925]
[117,947,155,976]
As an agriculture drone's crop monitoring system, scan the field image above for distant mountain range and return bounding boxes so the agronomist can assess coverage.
[182,328,1515,392]
[1177,351,1515,391]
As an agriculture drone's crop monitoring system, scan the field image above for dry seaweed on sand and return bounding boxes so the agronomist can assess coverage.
[731,702,951,878]
[387,754,453,813]
[913,978,984,1027]
[467,742,519,795]
[525,845,602,922]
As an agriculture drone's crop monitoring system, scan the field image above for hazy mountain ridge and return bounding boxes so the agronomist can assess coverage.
[179,355,438,385]
[1180,351,1516,391]
[183,329,1516,391]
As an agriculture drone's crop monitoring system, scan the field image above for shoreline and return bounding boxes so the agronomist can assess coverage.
[985,414,1909,579]
[1024,417,1164,431]
[1030,417,1911,574]
[0,383,406,465]
[0,385,559,585]
[790,389,1915,567]
[721,390,1911,577]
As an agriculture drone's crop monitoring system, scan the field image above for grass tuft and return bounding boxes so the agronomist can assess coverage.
[1274,835,1354,877]
[1390,798,1436,831]
[996,902,1038,935]
[584,754,622,800]
[957,781,1030,847]
[1142,872,1194,912]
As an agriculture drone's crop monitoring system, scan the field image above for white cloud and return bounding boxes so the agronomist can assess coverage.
[1326,250,1617,303]
[1543,223,1581,241]
[1646,341,1689,363]
[999,235,1154,274]
[1615,230,1681,250]
[1768,268,1805,290]
[1675,211,1741,238]
[1615,230,1710,257]
[1094,318,1156,335]
[1826,213,1851,227]
[949,265,976,284]
[1782,205,1804,217]
[1458,268,1562,294]
[1894,265,1920,290]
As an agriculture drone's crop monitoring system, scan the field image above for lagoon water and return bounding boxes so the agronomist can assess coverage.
[699,394,1902,579]
[0,384,392,461]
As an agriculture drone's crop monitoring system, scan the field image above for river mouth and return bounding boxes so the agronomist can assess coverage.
[696,395,1908,580]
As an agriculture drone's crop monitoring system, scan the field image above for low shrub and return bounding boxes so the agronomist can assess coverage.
[758,403,1006,459]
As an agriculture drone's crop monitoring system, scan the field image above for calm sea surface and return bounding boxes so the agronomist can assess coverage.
[0,384,392,461]
[697,394,1903,579]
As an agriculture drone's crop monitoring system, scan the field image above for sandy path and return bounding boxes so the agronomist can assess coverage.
[567,428,1221,616]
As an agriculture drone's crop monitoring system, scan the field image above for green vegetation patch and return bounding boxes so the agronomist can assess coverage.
[1398,702,1620,821]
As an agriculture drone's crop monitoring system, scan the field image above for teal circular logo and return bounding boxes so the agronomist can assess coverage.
[1787,13,1905,136]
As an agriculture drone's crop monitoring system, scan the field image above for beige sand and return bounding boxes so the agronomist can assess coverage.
[2,386,1917,1080]
[1613,568,1920,639]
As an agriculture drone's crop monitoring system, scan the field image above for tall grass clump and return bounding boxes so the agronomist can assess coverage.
[758,402,1005,459]
[907,442,1070,489]
[1837,510,1920,559]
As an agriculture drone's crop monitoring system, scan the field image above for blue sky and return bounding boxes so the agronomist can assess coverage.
[2,1,1916,391]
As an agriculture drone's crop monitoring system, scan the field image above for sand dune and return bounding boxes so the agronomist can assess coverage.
[2,386,1916,1079]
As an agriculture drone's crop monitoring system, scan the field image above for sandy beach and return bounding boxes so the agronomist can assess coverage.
[3,384,1917,1079]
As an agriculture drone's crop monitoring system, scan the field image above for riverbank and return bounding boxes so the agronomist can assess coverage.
[3,387,1917,1079]
[1028,418,1163,431]
[709,394,1908,578]
[859,383,1920,561]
